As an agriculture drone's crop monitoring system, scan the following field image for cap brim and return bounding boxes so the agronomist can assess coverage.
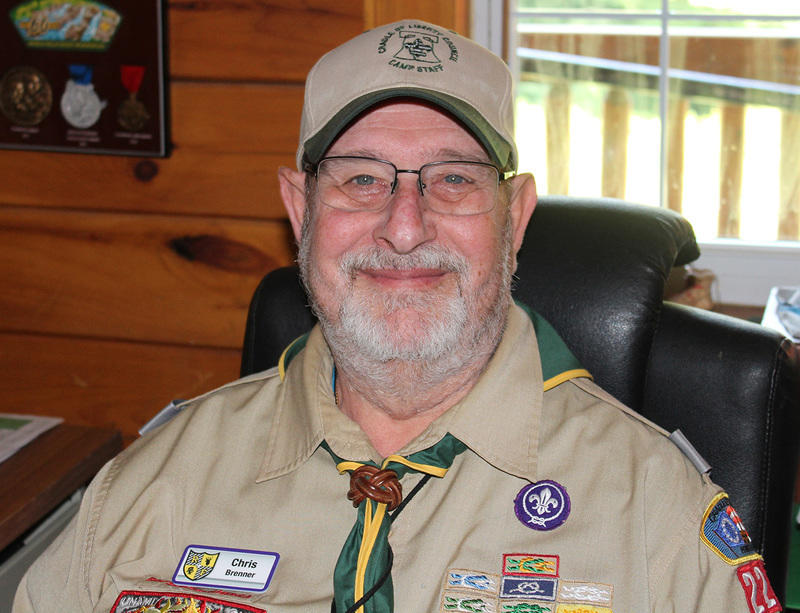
[301,88,515,172]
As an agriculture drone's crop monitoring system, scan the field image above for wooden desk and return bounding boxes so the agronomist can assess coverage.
[0,424,122,552]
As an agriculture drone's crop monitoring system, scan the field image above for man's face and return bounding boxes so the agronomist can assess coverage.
[284,102,534,366]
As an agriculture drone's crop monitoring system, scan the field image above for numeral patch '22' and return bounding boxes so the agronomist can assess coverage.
[737,560,781,613]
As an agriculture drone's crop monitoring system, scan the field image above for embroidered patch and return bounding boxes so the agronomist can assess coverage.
[557,581,613,607]
[514,480,571,531]
[441,590,499,612]
[555,605,612,613]
[500,601,556,612]
[109,590,266,613]
[503,554,559,577]
[737,559,782,613]
[700,494,759,564]
[172,544,279,593]
[500,576,558,601]
[447,569,501,595]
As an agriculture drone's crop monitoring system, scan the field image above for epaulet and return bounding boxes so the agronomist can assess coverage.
[138,366,280,436]
[515,300,592,391]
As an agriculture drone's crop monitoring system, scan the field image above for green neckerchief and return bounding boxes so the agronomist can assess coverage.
[323,434,467,613]
[276,302,588,612]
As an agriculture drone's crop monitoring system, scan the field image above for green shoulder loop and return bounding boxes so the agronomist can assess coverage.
[277,333,310,380]
[515,300,592,390]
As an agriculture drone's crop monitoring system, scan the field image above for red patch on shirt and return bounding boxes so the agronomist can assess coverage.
[109,590,266,613]
[737,559,782,613]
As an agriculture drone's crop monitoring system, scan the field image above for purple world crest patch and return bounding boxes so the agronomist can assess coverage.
[514,479,571,531]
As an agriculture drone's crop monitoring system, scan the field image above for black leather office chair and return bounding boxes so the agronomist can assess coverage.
[240,195,800,601]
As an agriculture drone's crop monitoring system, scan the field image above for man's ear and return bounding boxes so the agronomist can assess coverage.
[278,166,308,242]
[507,172,538,255]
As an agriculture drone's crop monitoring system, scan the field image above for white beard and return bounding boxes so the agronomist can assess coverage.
[334,246,470,363]
[297,206,513,402]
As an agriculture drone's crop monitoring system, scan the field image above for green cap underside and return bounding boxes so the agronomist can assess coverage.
[302,88,515,173]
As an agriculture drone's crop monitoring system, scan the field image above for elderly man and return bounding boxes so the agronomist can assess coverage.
[15,20,780,613]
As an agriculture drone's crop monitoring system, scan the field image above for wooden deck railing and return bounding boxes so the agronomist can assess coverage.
[517,32,800,241]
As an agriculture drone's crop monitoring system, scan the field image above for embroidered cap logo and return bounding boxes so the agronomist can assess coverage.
[377,23,459,75]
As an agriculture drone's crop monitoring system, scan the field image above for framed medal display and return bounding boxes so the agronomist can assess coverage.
[0,0,168,157]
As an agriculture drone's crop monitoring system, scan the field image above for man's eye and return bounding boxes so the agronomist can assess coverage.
[443,174,469,185]
[352,174,377,186]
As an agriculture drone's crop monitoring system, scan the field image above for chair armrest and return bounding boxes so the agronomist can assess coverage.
[642,301,800,601]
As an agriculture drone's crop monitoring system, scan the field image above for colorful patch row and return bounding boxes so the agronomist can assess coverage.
[440,591,612,613]
[444,566,613,607]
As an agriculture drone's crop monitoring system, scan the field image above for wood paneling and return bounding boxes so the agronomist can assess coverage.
[0,0,468,441]
[169,1,363,82]
[171,83,303,153]
[0,149,291,218]
[0,333,241,441]
[365,0,470,34]
[0,83,304,218]
[0,207,294,347]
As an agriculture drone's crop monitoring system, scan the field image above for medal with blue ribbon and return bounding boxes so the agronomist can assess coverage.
[60,64,106,128]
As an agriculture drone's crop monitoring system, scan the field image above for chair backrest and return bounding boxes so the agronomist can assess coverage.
[240,195,799,600]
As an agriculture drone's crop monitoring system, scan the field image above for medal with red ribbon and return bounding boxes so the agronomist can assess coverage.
[117,65,150,132]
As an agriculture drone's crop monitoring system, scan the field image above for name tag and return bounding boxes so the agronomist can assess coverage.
[172,544,279,593]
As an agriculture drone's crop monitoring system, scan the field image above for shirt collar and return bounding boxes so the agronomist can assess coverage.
[257,303,581,483]
[429,303,544,480]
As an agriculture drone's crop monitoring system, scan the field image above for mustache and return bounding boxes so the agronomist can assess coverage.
[339,245,469,277]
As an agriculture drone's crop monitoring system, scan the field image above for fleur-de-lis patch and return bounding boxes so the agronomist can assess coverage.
[514,480,571,531]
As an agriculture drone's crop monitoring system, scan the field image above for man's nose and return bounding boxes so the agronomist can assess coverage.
[373,174,436,253]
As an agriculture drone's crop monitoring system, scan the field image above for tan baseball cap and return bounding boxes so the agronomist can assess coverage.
[297,19,517,173]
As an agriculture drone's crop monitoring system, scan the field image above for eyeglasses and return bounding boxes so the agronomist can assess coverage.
[307,156,510,216]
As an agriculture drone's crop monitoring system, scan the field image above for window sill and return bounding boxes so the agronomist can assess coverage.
[693,240,800,306]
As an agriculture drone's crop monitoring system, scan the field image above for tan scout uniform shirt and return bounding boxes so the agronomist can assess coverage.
[14,305,768,612]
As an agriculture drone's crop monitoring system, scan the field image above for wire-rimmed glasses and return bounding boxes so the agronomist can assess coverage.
[308,156,508,215]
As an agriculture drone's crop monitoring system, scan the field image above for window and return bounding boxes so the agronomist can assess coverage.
[475,0,800,304]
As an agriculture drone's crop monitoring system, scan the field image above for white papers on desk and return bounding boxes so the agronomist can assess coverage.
[0,413,63,464]
[762,287,800,343]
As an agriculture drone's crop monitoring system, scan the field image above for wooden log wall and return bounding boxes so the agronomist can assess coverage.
[0,1,467,443]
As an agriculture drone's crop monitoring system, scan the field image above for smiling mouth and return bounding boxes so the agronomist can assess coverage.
[359,267,449,288]
[340,245,468,287]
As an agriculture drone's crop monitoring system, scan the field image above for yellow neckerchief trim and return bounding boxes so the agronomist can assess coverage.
[355,499,386,612]
[335,457,449,478]
[382,455,449,477]
[277,335,307,381]
[699,491,762,566]
[543,368,592,392]
[336,456,453,611]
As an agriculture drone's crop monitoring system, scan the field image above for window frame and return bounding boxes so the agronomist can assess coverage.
[475,0,800,306]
